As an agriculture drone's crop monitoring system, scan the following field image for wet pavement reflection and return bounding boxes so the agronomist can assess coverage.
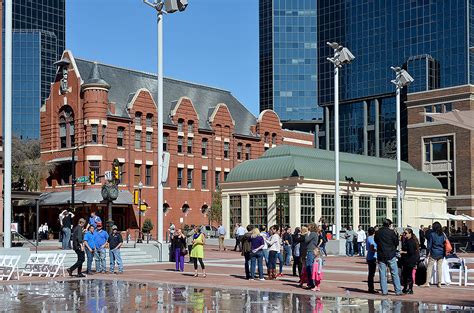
[0,280,473,312]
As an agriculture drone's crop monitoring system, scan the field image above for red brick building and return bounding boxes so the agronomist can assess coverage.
[40,51,315,238]
[406,85,474,229]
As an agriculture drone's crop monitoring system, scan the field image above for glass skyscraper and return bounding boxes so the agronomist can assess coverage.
[317,0,472,159]
[3,0,65,139]
[259,0,322,122]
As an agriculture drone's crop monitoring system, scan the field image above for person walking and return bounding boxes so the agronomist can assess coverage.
[356,225,367,257]
[292,227,302,277]
[265,225,281,280]
[67,218,86,277]
[401,228,420,294]
[422,221,445,288]
[190,225,206,277]
[234,224,246,252]
[344,226,355,257]
[366,227,377,294]
[311,248,324,291]
[60,210,74,250]
[172,228,186,272]
[249,227,265,281]
[374,219,402,296]
[282,227,293,266]
[186,226,195,263]
[217,224,226,251]
[93,222,109,274]
[241,225,253,279]
[109,225,124,274]
[83,225,96,275]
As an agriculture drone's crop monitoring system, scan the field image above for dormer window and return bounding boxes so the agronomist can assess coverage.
[188,121,194,134]
[264,132,270,143]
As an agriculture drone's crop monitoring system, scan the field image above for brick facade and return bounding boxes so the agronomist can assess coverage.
[406,85,474,228]
[40,51,316,238]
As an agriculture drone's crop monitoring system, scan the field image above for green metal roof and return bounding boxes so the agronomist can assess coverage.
[225,145,443,190]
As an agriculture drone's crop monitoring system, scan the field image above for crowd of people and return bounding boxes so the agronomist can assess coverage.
[66,211,124,278]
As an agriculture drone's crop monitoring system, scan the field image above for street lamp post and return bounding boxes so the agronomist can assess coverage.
[137,181,143,243]
[143,0,188,245]
[390,66,413,228]
[327,42,355,240]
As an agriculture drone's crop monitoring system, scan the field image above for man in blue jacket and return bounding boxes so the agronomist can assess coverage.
[374,219,402,296]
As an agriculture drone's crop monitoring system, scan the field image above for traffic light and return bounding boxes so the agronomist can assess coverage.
[113,165,119,181]
[133,190,139,205]
[90,170,96,185]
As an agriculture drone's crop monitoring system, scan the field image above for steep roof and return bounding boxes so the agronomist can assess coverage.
[226,145,443,190]
[74,58,257,136]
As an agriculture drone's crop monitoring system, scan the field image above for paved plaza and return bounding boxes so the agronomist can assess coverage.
[3,245,473,311]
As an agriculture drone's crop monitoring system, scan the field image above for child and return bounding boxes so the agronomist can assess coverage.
[311,248,324,291]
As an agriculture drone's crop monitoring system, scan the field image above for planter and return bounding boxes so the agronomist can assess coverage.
[48,233,54,240]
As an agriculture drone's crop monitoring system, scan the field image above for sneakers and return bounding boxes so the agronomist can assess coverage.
[77,273,86,278]
[258,278,265,281]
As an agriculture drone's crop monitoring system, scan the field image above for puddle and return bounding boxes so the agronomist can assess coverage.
[0,280,473,312]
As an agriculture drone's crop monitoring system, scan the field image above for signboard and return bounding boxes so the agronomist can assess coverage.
[76,176,89,183]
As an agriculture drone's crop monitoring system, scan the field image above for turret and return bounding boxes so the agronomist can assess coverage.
[82,62,110,120]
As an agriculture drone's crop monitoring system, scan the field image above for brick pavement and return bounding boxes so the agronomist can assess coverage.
[5,246,474,307]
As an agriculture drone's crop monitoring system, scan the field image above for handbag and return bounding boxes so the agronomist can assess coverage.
[444,234,453,256]
[181,247,188,256]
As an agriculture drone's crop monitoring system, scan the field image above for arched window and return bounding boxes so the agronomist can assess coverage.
[135,112,142,126]
[264,132,270,143]
[146,113,153,127]
[59,106,74,148]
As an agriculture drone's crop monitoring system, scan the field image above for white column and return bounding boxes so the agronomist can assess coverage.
[267,192,277,227]
[315,193,322,224]
[396,86,402,228]
[387,197,393,221]
[241,194,250,227]
[370,196,377,227]
[157,12,164,244]
[289,192,300,228]
[222,194,230,239]
[334,66,341,239]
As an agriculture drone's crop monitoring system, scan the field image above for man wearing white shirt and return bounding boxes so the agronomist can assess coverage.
[356,225,367,257]
[233,224,246,252]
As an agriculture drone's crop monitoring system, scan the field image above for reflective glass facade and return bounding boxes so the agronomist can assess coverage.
[3,0,65,139]
[318,0,472,159]
[259,0,322,121]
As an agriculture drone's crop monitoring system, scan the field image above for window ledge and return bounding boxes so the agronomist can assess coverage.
[202,155,208,159]
[224,158,230,161]
[216,157,222,160]
[187,188,196,191]
[117,147,126,150]
[201,189,209,191]
[135,149,143,152]
[146,150,153,153]
[177,153,184,156]
[143,185,155,189]
[188,154,194,157]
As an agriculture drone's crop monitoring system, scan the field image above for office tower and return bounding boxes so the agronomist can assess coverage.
[259,0,322,124]
[317,0,470,159]
[3,0,65,139]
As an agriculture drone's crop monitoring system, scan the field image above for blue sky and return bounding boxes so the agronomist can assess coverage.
[66,0,260,115]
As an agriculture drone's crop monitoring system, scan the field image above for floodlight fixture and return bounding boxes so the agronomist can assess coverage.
[165,0,188,13]
[391,66,414,88]
[327,42,355,67]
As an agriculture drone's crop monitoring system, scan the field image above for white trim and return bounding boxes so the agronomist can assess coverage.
[126,88,157,110]
[146,160,153,165]
[135,125,142,131]
[188,133,194,138]
[84,120,88,125]
[101,120,107,126]
[82,86,109,92]
[146,127,153,132]
[208,103,235,125]
[408,121,445,128]
[447,195,474,200]
[177,163,185,168]
[407,98,467,108]
[89,119,100,125]
[202,166,208,170]
[224,168,230,172]
[224,138,230,143]
[178,131,184,137]
[63,97,67,105]
[215,136,221,141]
[134,159,143,164]
[257,109,282,127]
[215,167,222,171]
[264,143,270,148]
[86,155,103,161]
[187,164,194,169]
[283,137,313,146]
[117,158,125,163]
[169,96,198,119]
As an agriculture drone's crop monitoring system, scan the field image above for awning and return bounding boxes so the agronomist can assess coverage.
[39,189,133,206]
[422,110,474,131]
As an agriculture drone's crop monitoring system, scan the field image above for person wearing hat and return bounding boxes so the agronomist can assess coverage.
[108,225,123,274]
[93,221,109,273]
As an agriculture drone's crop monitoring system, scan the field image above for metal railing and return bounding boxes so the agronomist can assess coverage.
[12,231,38,253]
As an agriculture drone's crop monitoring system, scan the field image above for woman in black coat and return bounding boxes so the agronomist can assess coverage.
[400,228,420,294]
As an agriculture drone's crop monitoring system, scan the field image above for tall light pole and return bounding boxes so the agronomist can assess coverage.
[390,66,413,228]
[143,0,188,245]
[327,42,355,240]
[3,0,13,248]
[137,181,143,243]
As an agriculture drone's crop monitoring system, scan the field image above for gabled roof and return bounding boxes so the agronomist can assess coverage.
[225,145,443,190]
[74,58,257,136]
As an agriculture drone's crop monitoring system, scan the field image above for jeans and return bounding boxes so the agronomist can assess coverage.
[378,257,402,295]
[69,249,85,275]
[346,241,354,256]
[367,259,377,292]
[62,227,71,250]
[244,252,251,278]
[358,242,365,257]
[110,248,123,273]
[174,248,184,272]
[306,251,315,288]
[320,244,327,257]
[277,252,284,274]
[85,248,95,273]
[250,250,264,279]
[94,248,107,272]
[263,249,269,267]
[283,245,292,266]
[268,251,277,270]
[293,256,301,276]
